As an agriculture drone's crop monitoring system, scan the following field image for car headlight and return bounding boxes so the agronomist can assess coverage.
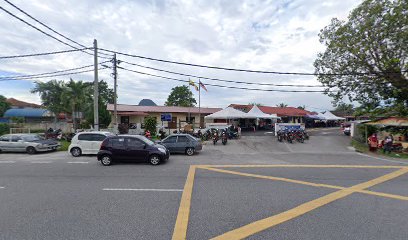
[158,148,166,153]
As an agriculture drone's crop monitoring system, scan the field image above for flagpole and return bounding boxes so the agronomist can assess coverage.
[199,79,201,128]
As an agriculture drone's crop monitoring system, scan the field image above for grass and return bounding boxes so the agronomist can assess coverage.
[351,139,408,160]
[58,140,70,152]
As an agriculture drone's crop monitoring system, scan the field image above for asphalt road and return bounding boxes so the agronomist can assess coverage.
[0,128,407,240]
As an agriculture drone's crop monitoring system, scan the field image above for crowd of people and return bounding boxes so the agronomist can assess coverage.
[367,133,396,154]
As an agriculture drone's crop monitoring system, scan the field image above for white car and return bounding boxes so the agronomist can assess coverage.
[68,131,115,157]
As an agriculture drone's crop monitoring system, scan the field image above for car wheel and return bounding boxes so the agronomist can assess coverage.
[70,147,81,157]
[186,147,194,156]
[100,155,112,166]
[149,154,161,165]
[26,146,36,154]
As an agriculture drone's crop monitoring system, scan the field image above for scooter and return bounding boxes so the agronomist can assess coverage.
[221,130,228,145]
[212,131,219,145]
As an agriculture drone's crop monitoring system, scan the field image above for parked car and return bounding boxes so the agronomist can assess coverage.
[97,135,169,166]
[157,134,202,156]
[0,134,60,154]
[68,131,115,157]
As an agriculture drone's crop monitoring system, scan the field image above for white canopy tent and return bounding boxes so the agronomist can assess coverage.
[246,105,280,119]
[204,107,249,119]
[321,111,345,121]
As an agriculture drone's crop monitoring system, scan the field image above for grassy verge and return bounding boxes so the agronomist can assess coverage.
[351,139,408,159]
[58,140,70,152]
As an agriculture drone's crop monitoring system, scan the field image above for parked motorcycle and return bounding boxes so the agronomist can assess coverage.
[212,131,219,145]
[221,130,228,145]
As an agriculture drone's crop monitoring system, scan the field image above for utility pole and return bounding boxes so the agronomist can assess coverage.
[198,79,201,128]
[112,53,118,133]
[93,39,99,131]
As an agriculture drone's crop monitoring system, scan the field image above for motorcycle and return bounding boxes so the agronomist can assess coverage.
[212,131,219,145]
[221,130,228,145]
[294,130,305,143]
[277,130,284,142]
[286,131,294,143]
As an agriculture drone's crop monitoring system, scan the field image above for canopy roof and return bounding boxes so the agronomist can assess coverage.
[365,117,408,127]
[204,107,249,119]
[320,111,345,120]
[247,105,279,119]
[3,108,53,118]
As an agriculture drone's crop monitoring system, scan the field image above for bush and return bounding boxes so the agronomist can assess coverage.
[144,117,157,136]
[0,123,9,135]
[355,124,378,143]
[118,123,128,134]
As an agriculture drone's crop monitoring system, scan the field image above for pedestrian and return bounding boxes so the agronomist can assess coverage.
[383,136,392,154]
[367,133,378,152]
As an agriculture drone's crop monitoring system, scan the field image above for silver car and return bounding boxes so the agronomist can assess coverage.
[158,134,202,156]
[0,134,60,154]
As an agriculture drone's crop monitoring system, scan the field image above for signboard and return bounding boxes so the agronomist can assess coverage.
[161,113,172,122]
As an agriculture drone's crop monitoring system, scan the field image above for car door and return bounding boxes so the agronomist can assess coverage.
[90,134,107,154]
[0,135,11,151]
[125,137,149,162]
[176,136,190,152]
[109,137,127,161]
[162,136,177,152]
[77,134,93,154]
[10,135,24,152]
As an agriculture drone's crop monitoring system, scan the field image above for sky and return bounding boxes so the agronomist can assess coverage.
[0,0,362,111]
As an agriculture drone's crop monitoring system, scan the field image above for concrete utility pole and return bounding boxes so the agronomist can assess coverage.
[93,39,99,131]
[112,53,118,133]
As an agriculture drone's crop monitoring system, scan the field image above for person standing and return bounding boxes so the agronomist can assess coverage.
[367,133,378,152]
[383,136,392,154]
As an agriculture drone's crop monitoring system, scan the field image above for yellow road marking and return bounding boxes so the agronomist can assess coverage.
[172,166,196,240]
[195,164,403,169]
[201,167,408,201]
[211,168,408,240]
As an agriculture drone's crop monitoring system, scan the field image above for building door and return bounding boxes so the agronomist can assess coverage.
[168,117,177,129]
[121,116,129,125]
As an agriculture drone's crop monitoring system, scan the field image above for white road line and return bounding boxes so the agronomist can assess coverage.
[30,161,52,164]
[0,161,16,163]
[283,142,293,153]
[102,188,183,192]
[356,153,408,165]
[67,161,89,164]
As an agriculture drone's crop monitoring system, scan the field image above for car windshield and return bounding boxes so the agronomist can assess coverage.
[22,135,42,141]
[138,136,154,146]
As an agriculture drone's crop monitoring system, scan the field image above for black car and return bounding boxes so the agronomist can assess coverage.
[97,135,169,166]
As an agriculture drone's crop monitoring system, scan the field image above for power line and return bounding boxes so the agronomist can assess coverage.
[120,60,324,87]
[0,61,109,79]
[0,67,107,82]
[117,66,332,93]
[0,48,91,59]
[100,48,405,76]
[2,0,111,58]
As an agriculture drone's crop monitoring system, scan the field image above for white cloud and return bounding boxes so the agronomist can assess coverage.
[0,0,362,110]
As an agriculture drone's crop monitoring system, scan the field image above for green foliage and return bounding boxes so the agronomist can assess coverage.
[249,102,263,106]
[314,0,408,116]
[0,95,11,117]
[276,103,288,108]
[165,85,197,107]
[10,117,24,123]
[31,79,114,129]
[354,124,379,143]
[58,140,70,152]
[297,105,306,110]
[144,116,157,136]
[0,123,9,135]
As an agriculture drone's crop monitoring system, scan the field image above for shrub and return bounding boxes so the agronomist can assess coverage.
[0,123,9,135]
[144,117,157,136]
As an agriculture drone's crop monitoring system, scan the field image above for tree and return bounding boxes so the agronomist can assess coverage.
[314,0,408,116]
[276,103,288,108]
[84,80,114,128]
[297,105,306,110]
[333,103,354,113]
[31,80,65,116]
[165,85,196,107]
[249,102,263,106]
[0,95,11,117]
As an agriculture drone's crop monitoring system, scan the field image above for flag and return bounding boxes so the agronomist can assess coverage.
[199,81,208,91]
[189,79,199,91]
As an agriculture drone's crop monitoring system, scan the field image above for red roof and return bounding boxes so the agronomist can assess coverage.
[117,111,148,116]
[7,98,41,108]
[229,104,312,117]
[107,104,222,114]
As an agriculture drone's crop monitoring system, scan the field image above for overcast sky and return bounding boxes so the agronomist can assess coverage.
[0,0,362,111]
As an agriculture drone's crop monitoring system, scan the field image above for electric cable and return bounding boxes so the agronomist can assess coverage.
[0,48,91,59]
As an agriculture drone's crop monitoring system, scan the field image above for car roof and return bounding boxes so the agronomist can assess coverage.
[77,131,113,135]
[3,133,38,137]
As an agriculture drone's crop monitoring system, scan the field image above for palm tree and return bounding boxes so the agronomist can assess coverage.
[276,103,288,108]
[31,80,65,124]
[61,79,92,130]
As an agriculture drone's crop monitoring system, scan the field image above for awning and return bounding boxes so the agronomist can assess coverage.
[365,117,408,127]
[246,105,280,119]
[204,107,249,119]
